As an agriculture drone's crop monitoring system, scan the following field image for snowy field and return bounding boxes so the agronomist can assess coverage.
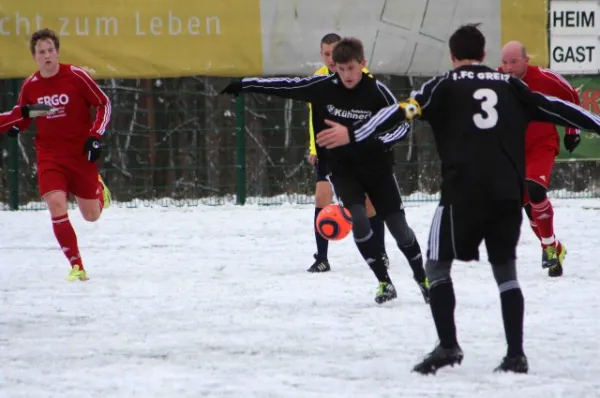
[1,199,599,398]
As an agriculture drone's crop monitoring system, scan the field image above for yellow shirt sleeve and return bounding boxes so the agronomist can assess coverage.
[308,102,317,155]
[308,65,330,156]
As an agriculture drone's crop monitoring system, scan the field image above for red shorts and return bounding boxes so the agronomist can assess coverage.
[37,158,99,199]
[523,145,556,204]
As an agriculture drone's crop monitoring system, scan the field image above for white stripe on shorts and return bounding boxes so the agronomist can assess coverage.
[428,206,444,260]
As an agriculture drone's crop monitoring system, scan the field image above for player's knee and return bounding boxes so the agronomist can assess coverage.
[490,260,518,287]
[76,197,102,222]
[425,259,452,286]
[525,180,547,203]
[315,182,333,208]
[44,192,68,216]
[81,209,101,222]
[384,210,414,246]
[365,197,376,217]
[349,204,371,239]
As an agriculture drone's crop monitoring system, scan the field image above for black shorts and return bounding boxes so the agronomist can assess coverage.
[427,199,522,264]
[330,169,404,218]
[314,148,330,182]
[315,160,330,182]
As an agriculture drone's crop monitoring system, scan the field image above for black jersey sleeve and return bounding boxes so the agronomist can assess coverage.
[374,79,398,106]
[346,72,451,144]
[409,73,450,120]
[240,75,333,102]
[511,77,600,133]
[347,103,411,145]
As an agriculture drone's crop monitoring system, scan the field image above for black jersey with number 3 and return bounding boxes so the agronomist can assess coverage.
[350,64,600,204]
[412,65,532,203]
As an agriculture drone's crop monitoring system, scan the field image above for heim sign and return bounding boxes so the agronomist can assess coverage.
[550,0,600,74]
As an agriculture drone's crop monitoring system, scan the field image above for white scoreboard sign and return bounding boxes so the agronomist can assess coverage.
[550,1,600,74]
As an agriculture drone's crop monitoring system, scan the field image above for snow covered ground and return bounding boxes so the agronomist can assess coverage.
[1,199,599,397]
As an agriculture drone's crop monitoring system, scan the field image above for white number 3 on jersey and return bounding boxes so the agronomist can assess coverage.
[473,88,498,129]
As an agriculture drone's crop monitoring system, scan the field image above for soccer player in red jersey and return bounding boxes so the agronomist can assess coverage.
[6,28,112,281]
[500,41,581,277]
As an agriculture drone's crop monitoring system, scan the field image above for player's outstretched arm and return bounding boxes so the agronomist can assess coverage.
[0,106,25,135]
[410,73,449,119]
[0,106,25,132]
[316,104,413,149]
[344,72,450,144]
[372,120,412,146]
[512,78,600,134]
[536,69,583,152]
[0,105,56,136]
[221,75,333,102]
[346,101,415,144]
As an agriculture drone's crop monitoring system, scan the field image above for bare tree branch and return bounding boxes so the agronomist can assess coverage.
[245,126,276,167]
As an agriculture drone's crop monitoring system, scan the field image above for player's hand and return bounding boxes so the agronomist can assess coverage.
[399,98,421,120]
[83,136,101,162]
[316,120,350,149]
[308,154,317,165]
[21,104,58,119]
[563,132,581,153]
[221,81,243,96]
[6,126,20,138]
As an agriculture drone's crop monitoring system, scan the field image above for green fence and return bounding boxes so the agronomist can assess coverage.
[1,75,600,211]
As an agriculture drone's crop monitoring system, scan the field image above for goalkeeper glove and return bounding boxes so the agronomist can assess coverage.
[83,136,101,162]
[563,130,581,153]
[399,98,421,120]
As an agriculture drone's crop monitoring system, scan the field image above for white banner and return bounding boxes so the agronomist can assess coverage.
[550,0,600,74]
[259,0,503,76]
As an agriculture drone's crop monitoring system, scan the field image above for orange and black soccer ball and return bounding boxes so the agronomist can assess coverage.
[315,204,352,241]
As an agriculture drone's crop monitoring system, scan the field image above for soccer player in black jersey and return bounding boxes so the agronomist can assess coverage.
[306,33,387,274]
[318,24,600,374]
[222,38,429,305]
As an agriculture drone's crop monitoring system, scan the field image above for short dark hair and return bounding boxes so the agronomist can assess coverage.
[449,23,485,61]
[30,28,60,54]
[321,33,342,46]
[332,37,364,64]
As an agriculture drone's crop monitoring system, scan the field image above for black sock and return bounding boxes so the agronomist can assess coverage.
[429,279,458,348]
[369,215,386,254]
[355,231,391,283]
[314,207,329,261]
[499,285,525,357]
[399,235,425,279]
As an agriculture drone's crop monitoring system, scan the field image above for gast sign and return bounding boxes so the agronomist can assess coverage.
[550,1,600,74]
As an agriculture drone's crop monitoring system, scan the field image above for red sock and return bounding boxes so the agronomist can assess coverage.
[52,214,83,269]
[97,181,105,211]
[529,220,542,241]
[530,198,556,247]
